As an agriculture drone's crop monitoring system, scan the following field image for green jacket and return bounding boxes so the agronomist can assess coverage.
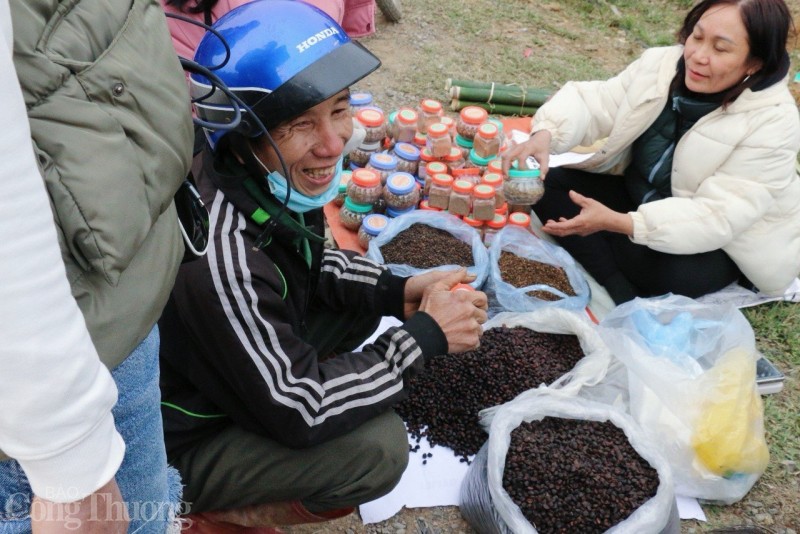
[10,0,193,368]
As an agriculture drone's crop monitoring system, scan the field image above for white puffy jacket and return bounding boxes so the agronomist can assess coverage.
[533,45,800,295]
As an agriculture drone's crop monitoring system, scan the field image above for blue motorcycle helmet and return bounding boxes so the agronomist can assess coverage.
[191,0,381,149]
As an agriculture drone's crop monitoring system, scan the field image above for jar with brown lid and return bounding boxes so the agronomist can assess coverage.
[356,108,387,144]
[428,173,453,210]
[426,123,452,158]
[416,99,443,134]
[472,184,496,222]
[473,122,501,159]
[448,179,474,217]
[340,197,373,231]
[346,168,382,204]
[456,106,488,140]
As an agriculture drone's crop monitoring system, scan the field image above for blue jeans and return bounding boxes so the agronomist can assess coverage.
[0,326,182,533]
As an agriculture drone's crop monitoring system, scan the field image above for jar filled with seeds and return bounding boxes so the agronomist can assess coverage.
[495,201,508,216]
[384,172,420,211]
[428,173,453,210]
[413,131,427,149]
[443,147,465,173]
[349,91,373,115]
[508,211,532,232]
[451,167,481,185]
[505,165,544,205]
[487,117,506,146]
[426,123,451,158]
[481,172,505,207]
[486,157,504,176]
[465,149,493,175]
[448,179,473,217]
[366,152,398,185]
[349,140,381,167]
[454,134,474,160]
[393,108,418,144]
[416,98,443,134]
[462,214,484,239]
[358,213,389,249]
[391,142,420,176]
[355,108,387,144]
[472,122,501,159]
[456,106,488,140]
[484,213,507,246]
[334,170,352,207]
[472,184,496,222]
[509,203,532,215]
[440,115,457,141]
[340,196,373,231]
[423,161,449,196]
[386,204,416,219]
[346,168,382,205]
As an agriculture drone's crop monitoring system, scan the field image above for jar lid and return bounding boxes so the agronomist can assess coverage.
[488,117,504,132]
[481,172,502,186]
[338,170,352,193]
[443,147,463,162]
[349,92,373,106]
[486,213,508,229]
[393,142,420,161]
[386,205,416,218]
[426,161,448,175]
[459,106,488,125]
[343,196,373,213]
[495,202,508,215]
[413,132,427,147]
[419,199,441,211]
[462,215,483,228]
[351,168,380,187]
[431,173,454,187]
[473,184,495,199]
[487,158,503,174]
[452,180,474,194]
[357,140,381,151]
[356,108,385,128]
[427,122,449,138]
[419,147,435,161]
[440,115,456,130]
[387,110,398,125]
[454,134,474,148]
[508,212,531,227]
[368,152,398,170]
[386,172,416,195]
[451,282,476,292]
[362,213,389,235]
[395,108,418,125]
[348,161,362,171]
[468,149,494,166]
[451,167,480,179]
[477,122,499,139]
[507,166,541,179]
[420,99,443,114]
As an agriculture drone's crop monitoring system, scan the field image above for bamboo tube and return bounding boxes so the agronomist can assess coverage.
[450,98,538,117]
[450,85,551,108]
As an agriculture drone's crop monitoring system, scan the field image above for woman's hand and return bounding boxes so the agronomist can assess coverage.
[501,130,552,178]
[541,190,634,237]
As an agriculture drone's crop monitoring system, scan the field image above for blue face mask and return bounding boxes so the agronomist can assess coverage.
[265,158,343,213]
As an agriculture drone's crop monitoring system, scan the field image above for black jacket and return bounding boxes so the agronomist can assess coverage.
[159,149,447,452]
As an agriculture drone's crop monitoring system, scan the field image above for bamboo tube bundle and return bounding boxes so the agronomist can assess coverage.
[446,79,552,116]
[449,98,539,117]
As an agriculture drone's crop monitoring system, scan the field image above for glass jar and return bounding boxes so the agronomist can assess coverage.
[487,117,506,146]
[484,214,507,246]
[393,108,418,144]
[473,122,502,159]
[428,173,453,210]
[439,115,457,141]
[448,179,473,217]
[384,172,420,210]
[386,204,417,218]
[465,149,493,175]
[419,199,442,211]
[347,168,382,204]
[486,157,504,176]
[416,99,443,134]
[426,123,451,158]
[334,170,352,207]
[495,202,508,216]
[481,172,505,207]
[349,91,373,115]
[358,213,389,249]
[423,161,448,196]
[349,140,381,167]
[454,134,474,160]
[456,106,488,140]
[391,142,421,176]
[443,147,465,173]
[508,211,532,232]
[509,203,532,215]
[451,167,481,185]
[413,131,427,149]
[366,152,399,185]
[340,197,373,231]
[355,108,387,144]
[472,184,496,222]
[505,165,545,205]
[462,215,484,240]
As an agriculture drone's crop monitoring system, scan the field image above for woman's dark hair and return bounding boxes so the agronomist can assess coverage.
[673,0,794,105]
[165,0,219,14]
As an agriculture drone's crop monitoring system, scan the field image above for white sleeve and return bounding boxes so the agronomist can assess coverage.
[0,2,124,502]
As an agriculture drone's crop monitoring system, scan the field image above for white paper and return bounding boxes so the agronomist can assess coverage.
[508,129,594,169]
[676,495,707,521]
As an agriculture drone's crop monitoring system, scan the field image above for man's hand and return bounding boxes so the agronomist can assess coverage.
[541,190,634,237]
[32,478,129,534]
[502,130,552,178]
[403,268,476,319]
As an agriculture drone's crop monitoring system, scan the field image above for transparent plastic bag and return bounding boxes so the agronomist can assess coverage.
[366,210,489,289]
[597,294,769,503]
[487,225,590,314]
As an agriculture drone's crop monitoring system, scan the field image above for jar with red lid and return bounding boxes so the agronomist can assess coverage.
[384,172,420,210]
[366,152,399,185]
[456,106,489,140]
[472,184,496,222]
[340,197,374,231]
[481,172,505,207]
[428,173,453,210]
[495,202,508,216]
[462,215,484,239]
[473,122,502,159]
[508,211,532,232]
[393,108,418,144]
[358,213,389,249]
[439,115,457,141]
[391,142,421,176]
[448,179,473,217]
[419,199,442,211]
[486,157,504,176]
[416,99,444,134]
[423,161,448,196]
[356,108,387,144]
[426,123,452,158]
[484,214,507,246]
[346,168,382,205]
[442,147,465,173]
[451,167,481,186]
[413,131,427,149]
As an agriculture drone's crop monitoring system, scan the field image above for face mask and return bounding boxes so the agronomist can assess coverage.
[264,158,344,214]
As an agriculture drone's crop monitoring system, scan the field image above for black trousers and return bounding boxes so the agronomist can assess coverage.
[532,167,742,304]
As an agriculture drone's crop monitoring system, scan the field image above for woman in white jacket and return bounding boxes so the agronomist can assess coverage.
[504,0,800,304]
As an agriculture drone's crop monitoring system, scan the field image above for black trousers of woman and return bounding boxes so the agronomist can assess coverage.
[532,167,742,304]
